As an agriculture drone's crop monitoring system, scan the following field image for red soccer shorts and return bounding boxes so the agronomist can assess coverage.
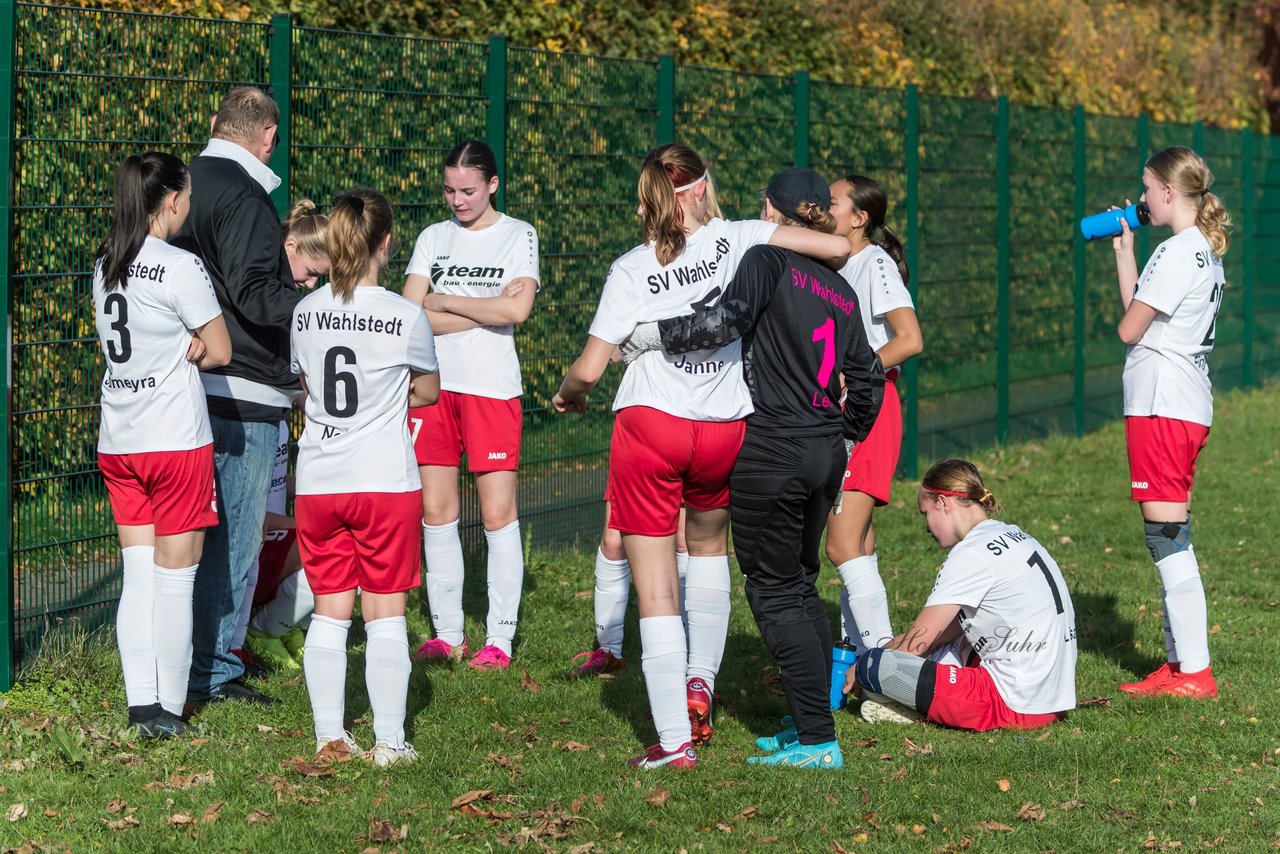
[99,445,218,536]
[926,663,1065,732]
[410,391,522,472]
[295,490,423,595]
[606,406,745,537]
[841,373,901,505]
[1125,415,1210,503]
[253,526,299,608]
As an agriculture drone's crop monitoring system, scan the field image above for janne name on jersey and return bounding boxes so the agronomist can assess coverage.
[790,267,856,316]
[296,311,405,336]
[647,237,731,294]
[985,526,1032,555]
[670,354,725,375]
[103,375,157,392]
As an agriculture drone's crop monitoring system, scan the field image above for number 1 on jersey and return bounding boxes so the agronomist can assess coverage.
[811,317,835,387]
[1027,550,1065,615]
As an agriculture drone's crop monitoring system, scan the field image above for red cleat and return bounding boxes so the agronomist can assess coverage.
[686,677,714,746]
[1119,662,1178,696]
[1151,666,1217,699]
[628,742,697,770]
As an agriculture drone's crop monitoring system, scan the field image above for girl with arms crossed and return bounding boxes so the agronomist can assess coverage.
[1112,146,1229,699]
[404,141,538,672]
[554,144,849,768]
[846,460,1078,731]
[292,188,439,765]
[94,152,231,737]
[825,175,922,655]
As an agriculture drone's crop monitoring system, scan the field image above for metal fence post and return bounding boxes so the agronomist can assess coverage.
[486,35,508,212]
[1242,127,1254,387]
[0,0,15,691]
[267,12,292,217]
[1073,105,1086,437]
[901,83,919,478]
[656,54,675,144]
[996,95,1010,444]
[793,70,809,168]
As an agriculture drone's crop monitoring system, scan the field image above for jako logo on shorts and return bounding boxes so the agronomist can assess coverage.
[948,666,958,685]
[488,452,508,460]
[1131,481,1149,489]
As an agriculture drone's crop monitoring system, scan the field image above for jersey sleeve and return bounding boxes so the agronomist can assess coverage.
[727,218,779,251]
[867,250,914,318]
[507,221,540,288]
[587,262,640,345]
[405,310,439,374]
[404,226,435,280]
[1133,238,1195,316]
[657,244,785,354]
[289,305,304,376]
[171,253,223,330]
[840,310,885,442]
[925,548,995,610]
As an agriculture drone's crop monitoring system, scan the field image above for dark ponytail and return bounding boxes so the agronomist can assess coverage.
[839,174,909,286]
[95,152,188,293]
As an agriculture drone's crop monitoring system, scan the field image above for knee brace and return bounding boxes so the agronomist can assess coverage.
[1145,520,1191,564]
[854,647,937,714]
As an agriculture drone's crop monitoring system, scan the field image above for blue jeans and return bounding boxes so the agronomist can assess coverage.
[187,416,279,700]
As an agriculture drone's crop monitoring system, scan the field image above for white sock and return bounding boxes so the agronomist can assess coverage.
[117,546,157,708]
[676,550,690,627]
[484,520,524,656]
[1158,549,1210,672]
[231,555,259,650]
[683,555,730,689]
[305,614,351,745]
[640,615,691,752]
[424,521,466,646]
[837,554,894,654]
[364,616,411,749]
[252,570,316,636]
[1161,593,1177,663]
[151,565,196,715]
[593,549,630,655]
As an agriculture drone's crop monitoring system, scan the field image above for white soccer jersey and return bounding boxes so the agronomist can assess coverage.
[94,237,222,455]
[266,419,289,515]
[291,285,438,495]
[405,214,539,400]
[924,519,1078,715]
[838,244,914,353]
[1123,227,1224,427]
[589,217,777,421]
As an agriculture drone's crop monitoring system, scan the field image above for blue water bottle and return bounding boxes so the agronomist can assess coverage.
[830,639,858,711]
[1080,202,1150,241]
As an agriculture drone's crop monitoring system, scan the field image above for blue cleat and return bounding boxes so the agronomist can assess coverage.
[747,739,843,770]
[754,717,799,753]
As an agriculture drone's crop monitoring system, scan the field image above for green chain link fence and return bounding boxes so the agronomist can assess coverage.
[3,1,1278,687]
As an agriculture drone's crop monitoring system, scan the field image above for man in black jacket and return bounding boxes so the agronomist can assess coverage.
[174,86,299,705]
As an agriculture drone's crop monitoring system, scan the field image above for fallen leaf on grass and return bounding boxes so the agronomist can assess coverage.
[1106,806,1139,821]
[1078,696,1112,708]
[113,753,144,767]
[167,813,194,826]
[43,809,57,818]
[976,821,1014,832]
[645,786,670,808]
[903,738,933,756]
[736,805,760,819]
[715,821,733,833]
[573,590,593,601]
[1059,799,1086,810]
[877,753,893,761]
[1016,802,1045,822]
[202,802,224,824]
[246,808,275,824]
[368,817,408,842]
[314,740,356,764]
[887,767,908,781]
[101,816,140,831]
[863,810,882,829]
[521,671,541,694]
[106,798,127,814]
[285,757,334,777]
[451,790,495,810]
[6,803,26,822]
[1142,831,1184,850]
[143,771,215,792]
[831,842,852,854]
[256,724,275,733]
[561,741,592,752]
[996,779,1011,792]
[853,738,878,748]
[189,737,210,747]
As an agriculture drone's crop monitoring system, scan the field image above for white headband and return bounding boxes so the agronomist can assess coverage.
[674,171,708,193]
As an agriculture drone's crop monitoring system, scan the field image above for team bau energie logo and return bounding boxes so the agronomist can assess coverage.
[431,260,507,288]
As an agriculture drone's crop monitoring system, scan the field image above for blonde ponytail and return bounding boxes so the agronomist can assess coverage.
[325,188,393,303]
[1197,191,1231,258]
[637,143,712,266]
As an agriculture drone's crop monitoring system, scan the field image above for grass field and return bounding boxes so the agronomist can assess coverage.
[2,384,1279,853]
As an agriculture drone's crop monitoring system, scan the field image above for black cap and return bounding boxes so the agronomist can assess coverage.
[765,167,831,222]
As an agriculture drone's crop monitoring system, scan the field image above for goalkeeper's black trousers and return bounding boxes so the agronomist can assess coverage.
[730,428,845,746]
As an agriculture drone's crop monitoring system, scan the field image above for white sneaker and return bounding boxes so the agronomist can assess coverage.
[315,731,365,757]
[859,691,924,724]
[368,742,419,768]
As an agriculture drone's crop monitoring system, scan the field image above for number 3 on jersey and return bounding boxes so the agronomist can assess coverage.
[103,293,132,363]
[322,346,359,417]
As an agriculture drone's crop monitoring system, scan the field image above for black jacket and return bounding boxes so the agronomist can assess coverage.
[173,154,301,422]
[659,244,884,441]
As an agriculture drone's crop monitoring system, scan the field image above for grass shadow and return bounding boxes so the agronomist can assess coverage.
[1072,590,1163,681]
